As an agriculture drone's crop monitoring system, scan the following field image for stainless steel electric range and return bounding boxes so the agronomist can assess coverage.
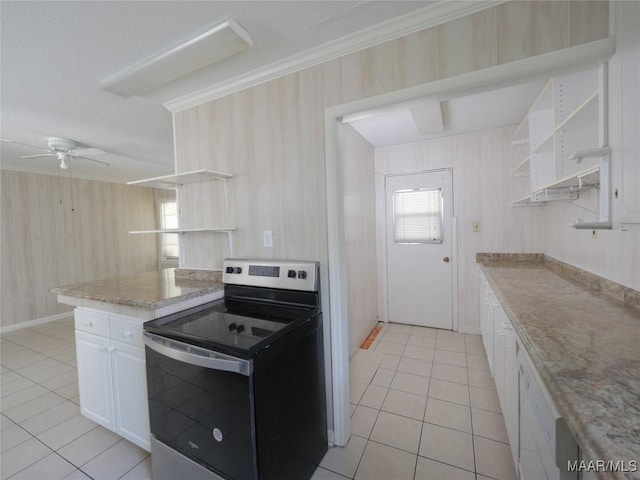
[143,259,327,480]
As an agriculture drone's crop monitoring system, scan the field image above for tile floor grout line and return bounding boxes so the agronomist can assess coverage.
[467,358,481,480]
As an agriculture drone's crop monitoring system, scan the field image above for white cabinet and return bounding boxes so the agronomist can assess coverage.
[492,307,519,467]
[74,308,150,451]
[479,275,495,375]
[111,339,149,449]
[479,271,519,467]
[75,330,115,430]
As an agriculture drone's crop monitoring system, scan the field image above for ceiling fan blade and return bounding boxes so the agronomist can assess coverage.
[73,147,106,157]
[4,139,51,152]
[77,156,110,167]
[21,153,55,159]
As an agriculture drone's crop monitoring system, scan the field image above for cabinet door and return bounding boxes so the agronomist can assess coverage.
[502,321,519,467]
[493,306,507,407]
[480,281,495,375]
[111,339,150,451]
[75,331,115,430]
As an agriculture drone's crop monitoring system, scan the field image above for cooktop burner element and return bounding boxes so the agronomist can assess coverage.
[144,259,321,358]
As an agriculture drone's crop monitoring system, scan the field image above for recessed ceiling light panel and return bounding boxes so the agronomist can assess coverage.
[102,18,252,97]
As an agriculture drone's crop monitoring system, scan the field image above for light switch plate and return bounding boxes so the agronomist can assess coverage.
[263,230,273,248]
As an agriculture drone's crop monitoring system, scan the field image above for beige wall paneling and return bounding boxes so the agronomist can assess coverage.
[1,171,158,328]
[437,15,473,80]
[471,8,498,71]
[543,199,639,290]
[394,28,438,91]
[496,1,538,64]
[537,1,569,55]
[341,124,377,357]
[569,1,609,47]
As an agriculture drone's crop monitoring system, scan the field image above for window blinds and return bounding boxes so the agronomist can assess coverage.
[393,188,443,243]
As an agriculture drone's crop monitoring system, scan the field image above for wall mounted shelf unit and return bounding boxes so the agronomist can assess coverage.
[510,63,609,223]
[126,169,233,189]
[129,228,236,257]
[127,169,237,256]
[127,169,233,213]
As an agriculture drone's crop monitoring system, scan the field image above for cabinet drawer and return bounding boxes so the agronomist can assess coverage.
[109,315,144,348]
[75,309,109,337]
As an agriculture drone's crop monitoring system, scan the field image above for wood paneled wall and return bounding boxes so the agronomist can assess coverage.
[375,127,545,332]
[341,125,378,356]
[173,1,609,333]
[1,171,158,327]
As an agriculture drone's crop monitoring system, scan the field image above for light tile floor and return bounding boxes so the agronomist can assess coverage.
[1,319,516,480]
[312,322,517,480]
[1,317,151,480]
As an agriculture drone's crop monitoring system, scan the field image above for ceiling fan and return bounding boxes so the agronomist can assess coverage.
[9,137,110,169]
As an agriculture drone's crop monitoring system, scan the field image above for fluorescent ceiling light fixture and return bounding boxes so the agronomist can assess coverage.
[103,18,252,97]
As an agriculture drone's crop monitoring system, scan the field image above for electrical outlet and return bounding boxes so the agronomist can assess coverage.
[473,222,481,233]
[263,230,273,248]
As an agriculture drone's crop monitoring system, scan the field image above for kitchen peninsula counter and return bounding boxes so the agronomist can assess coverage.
[477,254,640,479]
[51,268,224,320]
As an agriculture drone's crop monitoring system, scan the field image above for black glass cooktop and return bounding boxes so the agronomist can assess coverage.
[144,298,316,358]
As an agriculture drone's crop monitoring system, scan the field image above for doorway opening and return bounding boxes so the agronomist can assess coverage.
[324,42,613,447]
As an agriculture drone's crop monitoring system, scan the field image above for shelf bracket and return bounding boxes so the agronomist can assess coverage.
[570,152,611,229]
[225,231,234,258]
[223,178,229,215]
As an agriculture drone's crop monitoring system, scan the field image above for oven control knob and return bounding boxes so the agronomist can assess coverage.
[225,266,234,274]
[298,270,307,279]
[228,323,237,332]
[234,267,242,274]
[236,324,245,334]
[287,269,296,278]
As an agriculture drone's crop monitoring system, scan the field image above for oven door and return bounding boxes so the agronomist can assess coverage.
[144,333,257,480]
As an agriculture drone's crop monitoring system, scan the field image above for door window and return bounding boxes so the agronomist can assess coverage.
[392,188,443,243]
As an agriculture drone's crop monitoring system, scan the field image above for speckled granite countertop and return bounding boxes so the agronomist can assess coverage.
[50,268,224,310]
[478,255,640,480]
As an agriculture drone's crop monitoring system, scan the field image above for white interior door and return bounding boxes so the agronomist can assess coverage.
[385,170,453,329]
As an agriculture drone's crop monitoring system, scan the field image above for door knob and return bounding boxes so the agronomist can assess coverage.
[443,256,450,263]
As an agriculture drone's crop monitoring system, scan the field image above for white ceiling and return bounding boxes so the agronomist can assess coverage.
[346,81,548,147]
[1,1,547,183]
[0,0,438,183]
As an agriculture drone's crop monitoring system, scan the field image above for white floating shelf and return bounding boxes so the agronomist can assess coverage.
[129,227,235,234]
[129,227,237,257]
[533,164,600,193]
[127,169,233,189]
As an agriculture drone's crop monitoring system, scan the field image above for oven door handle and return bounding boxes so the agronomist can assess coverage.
[143,333,252,376]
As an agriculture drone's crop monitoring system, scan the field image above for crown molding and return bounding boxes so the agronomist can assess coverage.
[163,1,505,113]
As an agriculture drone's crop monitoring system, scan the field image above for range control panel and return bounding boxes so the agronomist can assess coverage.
[222,259,319,292]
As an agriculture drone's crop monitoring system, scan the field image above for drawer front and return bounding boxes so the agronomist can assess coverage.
[75,309,109,337]
[109,315,144,348]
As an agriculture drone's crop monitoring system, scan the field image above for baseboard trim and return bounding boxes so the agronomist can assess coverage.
[1,312,73,334]
[457,325,481,335]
